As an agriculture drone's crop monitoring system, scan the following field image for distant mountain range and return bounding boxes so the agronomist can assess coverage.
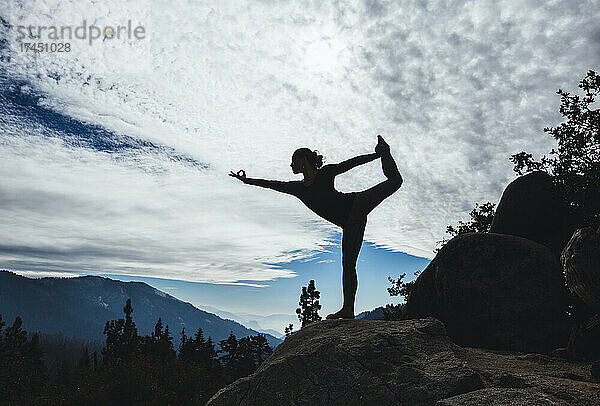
[197,305,298,339]
[356,306,386,320]
[197,304,388,334]
[0,271,282,348]
[197,304,389,334]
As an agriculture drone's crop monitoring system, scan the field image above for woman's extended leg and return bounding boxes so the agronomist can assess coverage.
[356,138,403,216]
[326,217,366,319]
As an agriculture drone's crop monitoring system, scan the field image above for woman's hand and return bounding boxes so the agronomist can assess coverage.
[229,169,247,182]
[374,134,390,156]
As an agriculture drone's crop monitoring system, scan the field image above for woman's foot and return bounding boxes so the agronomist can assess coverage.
[375,135,391,156]
[326,308,355,319]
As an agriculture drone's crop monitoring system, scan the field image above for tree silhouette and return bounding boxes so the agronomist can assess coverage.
[102,298,139,365]
[0,315,47,401]
[178,327,193,360]
[383,272,421,320]
[203,337,218,369]
[284,323,294,338]
[77,347,90,371]
[122,299,138,357]
[56,359,70,386]
[251,334,273,366]
[216,331,273,379]
[218,332,239,370]
[435,202,496,251]
[511,70,600,229]
[179,327,218,370]
[4,315,27,351]
[92,350,98,372]
[139,317,176,361]
[0,304,272,403]
[387,271,421,299]
[236,336,256,376]
[296,280,322,328]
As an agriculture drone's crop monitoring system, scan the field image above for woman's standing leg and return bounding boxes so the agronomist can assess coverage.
[326,136,402,320]
[326,217,366,319]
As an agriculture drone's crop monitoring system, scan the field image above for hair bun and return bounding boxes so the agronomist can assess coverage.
[313,150,324,169]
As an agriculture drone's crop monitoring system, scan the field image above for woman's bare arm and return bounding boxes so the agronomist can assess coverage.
[243,178,302,195]
[328,153,380,176]
[229,170,301,196]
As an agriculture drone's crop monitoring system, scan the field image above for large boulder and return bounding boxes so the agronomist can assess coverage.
[208,318,600,405]
[490,171,573,258]
[404,233,569,353]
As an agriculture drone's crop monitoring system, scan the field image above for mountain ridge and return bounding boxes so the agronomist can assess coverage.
[0,270,282,348]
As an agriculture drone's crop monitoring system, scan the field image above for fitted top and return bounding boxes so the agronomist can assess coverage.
[244,164,356,228]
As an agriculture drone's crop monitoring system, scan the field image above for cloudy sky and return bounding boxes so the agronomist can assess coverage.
[1,0,599,317]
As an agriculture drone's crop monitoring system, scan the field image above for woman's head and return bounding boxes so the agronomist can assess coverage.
[291,148,324,173]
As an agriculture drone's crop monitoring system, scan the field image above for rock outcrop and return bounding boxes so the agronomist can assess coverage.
[207,318,600,405]
[490,171,573,258]
[404,233,569,353]
[561,227,600,360]
[208,318,483,405]
[567,314,600,360]
[561,226,600,313]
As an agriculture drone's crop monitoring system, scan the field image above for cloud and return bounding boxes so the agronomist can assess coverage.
[1,0,598,282]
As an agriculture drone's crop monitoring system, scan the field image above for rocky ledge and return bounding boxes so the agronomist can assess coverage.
[207,318,599,405]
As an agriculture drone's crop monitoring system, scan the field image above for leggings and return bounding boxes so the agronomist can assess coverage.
[340,151,403,313]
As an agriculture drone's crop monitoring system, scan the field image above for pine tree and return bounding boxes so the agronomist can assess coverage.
[219,333,272,378]
[23,332,45,388]
[159,324,175,361]
[92,350,98,371]
[251,334,273,366]
[236,336,255,376]
[296,280,322,328]
[4,316,27,351]
[139,318,175,361]
[153,317,164,340]
[203,337,218,369]
[102,299,139,365]
[178,327,193,361]
[0,316,47,400]
[57,359,70,386]
[193,327,205,344]
[179,327,219,371]
[122,299,138,357]
[77,347,91,371]
[217,332,238,370]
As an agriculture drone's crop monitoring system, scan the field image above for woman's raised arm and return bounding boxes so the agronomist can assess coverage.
[328,152,380,176]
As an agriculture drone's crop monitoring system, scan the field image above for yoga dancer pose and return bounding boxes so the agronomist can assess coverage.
[229,135,403,319]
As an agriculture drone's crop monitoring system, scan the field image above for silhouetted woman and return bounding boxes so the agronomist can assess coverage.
[230,135,403,319]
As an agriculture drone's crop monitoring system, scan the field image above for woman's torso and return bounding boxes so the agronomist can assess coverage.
[295,166,355,228]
